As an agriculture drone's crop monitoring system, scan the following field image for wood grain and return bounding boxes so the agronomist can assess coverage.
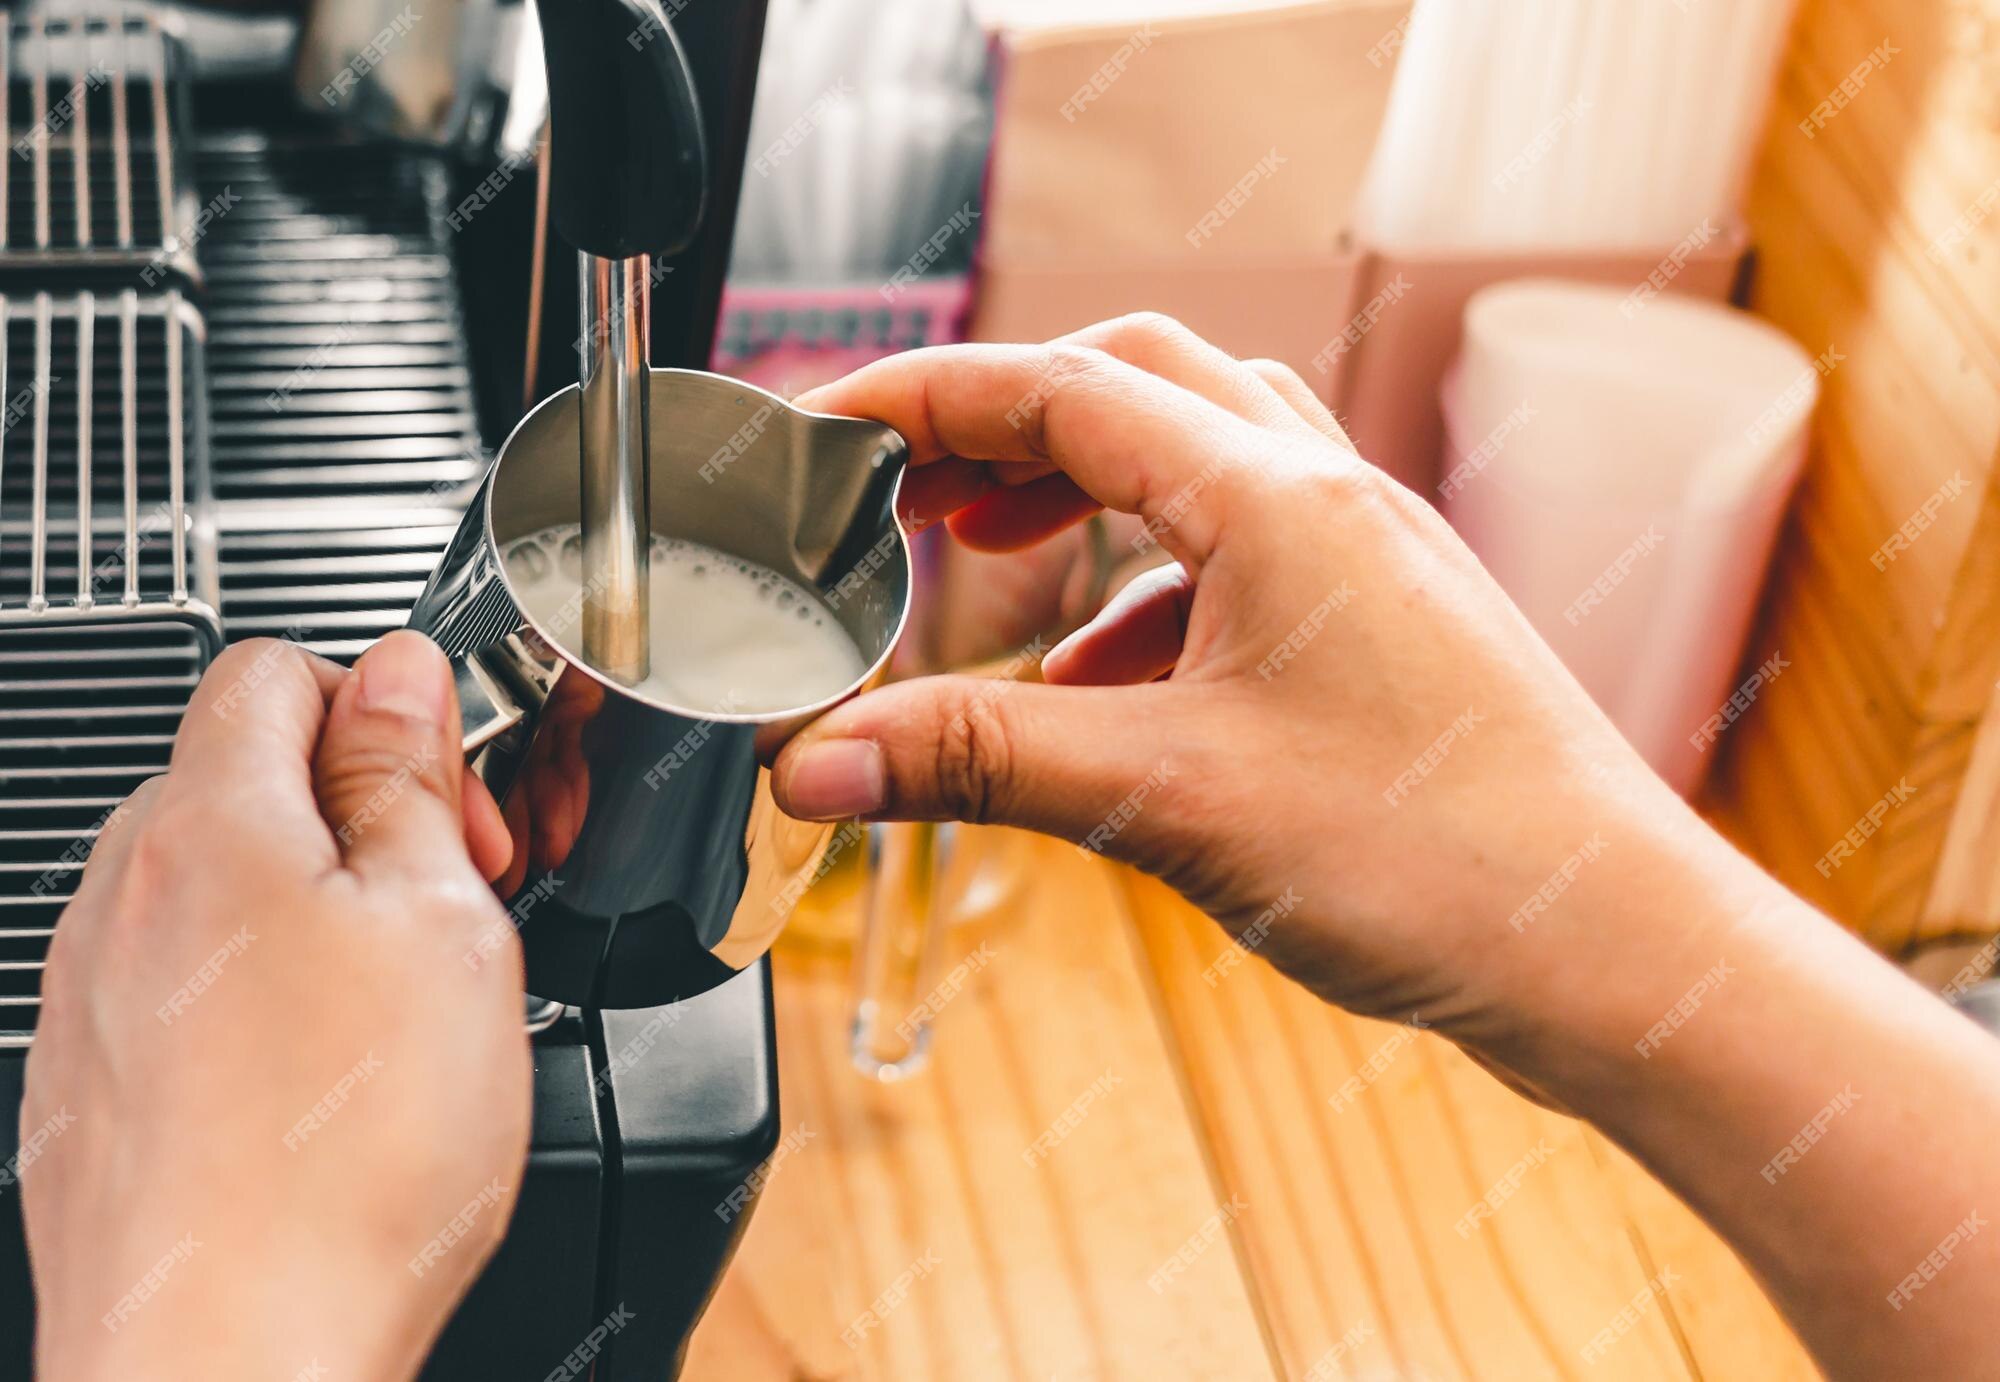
[685,833,1273,1380]
[1711,0,2000,953]
[690,836,1819,1379]
[1120,870,1760,1382]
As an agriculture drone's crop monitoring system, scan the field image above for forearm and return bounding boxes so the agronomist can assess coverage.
[1481,807,2000,1379]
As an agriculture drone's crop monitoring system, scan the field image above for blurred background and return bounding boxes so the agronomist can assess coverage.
[0,0,1994,1376]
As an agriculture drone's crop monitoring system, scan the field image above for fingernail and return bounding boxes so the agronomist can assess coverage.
[358,633,449,728]
[783,739,886,820]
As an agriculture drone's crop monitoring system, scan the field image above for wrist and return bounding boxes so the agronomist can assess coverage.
[1460,784,1788,1107]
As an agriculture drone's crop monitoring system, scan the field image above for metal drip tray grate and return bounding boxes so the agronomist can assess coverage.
[0,124,487,1039]
[0,288,219,644]
[217,510,460,665]
[1,11,197,280]
[0,618,206,1046]
[199,131,485,501]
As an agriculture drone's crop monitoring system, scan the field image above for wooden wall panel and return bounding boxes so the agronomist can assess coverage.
[1710,0,2000,954]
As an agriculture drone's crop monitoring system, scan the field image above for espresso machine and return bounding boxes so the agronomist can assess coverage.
[0,1,846,1376]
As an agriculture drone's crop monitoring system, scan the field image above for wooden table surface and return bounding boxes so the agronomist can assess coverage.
[684,831,1821,1381]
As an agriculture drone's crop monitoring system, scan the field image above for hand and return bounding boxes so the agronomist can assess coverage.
[773,313,1692,1044]
[776,315,2000,1379]
[21,632,531,1380]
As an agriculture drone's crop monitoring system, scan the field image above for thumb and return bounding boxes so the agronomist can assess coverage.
[770,674,1192,854]
[314,630,471,882]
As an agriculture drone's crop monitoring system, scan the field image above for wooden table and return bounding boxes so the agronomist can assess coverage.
[684,831,1821,1380]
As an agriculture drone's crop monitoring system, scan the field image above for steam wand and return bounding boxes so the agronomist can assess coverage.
[537,0,709,685]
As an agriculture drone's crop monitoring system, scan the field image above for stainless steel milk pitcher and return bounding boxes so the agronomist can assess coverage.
[408,369,910,1008]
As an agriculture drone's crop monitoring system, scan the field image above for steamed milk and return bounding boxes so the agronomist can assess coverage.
[501,523,867,715]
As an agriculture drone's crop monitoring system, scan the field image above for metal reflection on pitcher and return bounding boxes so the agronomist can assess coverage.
[407,367,910,1009]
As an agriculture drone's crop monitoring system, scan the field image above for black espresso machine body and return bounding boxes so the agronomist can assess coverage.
[0,2,777,1376]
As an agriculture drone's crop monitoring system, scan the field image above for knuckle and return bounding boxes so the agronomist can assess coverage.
[1043,342,1113,389]
[318,739,450,819]
[932,687,1018,825]
[197,636,322,721]
[1245,357,1310,392]
[1106,310,1197,351]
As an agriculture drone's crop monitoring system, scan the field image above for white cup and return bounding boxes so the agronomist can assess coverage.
[1440,278,1819,794]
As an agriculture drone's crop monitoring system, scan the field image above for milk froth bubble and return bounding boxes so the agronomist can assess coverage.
[501,523,868,715]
